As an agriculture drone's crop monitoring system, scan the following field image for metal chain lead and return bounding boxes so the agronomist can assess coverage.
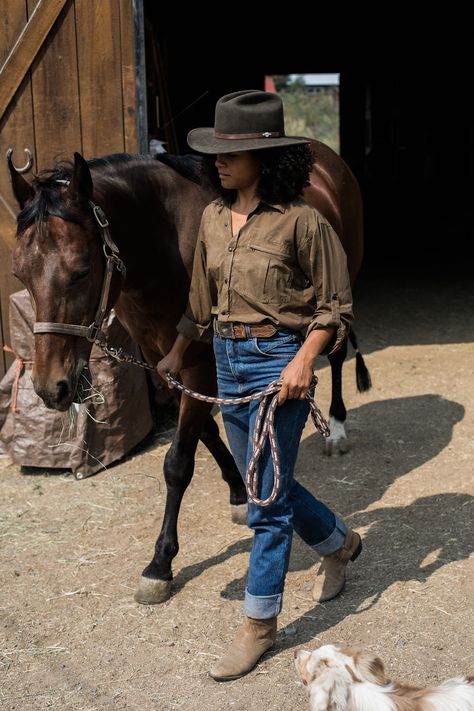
[95,339,330,506]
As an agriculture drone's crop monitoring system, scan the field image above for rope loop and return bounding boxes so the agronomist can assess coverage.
[165,373,330,506]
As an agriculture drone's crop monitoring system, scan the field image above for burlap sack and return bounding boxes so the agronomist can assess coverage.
[0,290,153,478]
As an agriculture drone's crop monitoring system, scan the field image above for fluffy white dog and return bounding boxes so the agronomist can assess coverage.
[294,644,474,711]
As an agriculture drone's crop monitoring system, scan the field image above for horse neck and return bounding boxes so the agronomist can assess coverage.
[90,159,205,284]
[88,160,210,294]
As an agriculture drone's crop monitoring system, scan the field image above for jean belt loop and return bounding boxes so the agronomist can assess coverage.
[245,323,251,338]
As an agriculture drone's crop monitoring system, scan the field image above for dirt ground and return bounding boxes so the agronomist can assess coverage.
[1,270,473,710]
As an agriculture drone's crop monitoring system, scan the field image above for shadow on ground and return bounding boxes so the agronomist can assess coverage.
[170,393,465,610]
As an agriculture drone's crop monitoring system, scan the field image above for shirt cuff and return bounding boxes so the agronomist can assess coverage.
[176,314,213,343]
[306,319,347,356]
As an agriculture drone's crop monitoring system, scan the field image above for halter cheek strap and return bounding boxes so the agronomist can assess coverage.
[33,181,126,344]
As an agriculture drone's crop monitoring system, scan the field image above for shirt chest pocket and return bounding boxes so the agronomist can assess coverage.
[240,243,293,303]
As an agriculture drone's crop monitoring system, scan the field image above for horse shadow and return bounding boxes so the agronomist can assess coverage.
[173,393,466,609]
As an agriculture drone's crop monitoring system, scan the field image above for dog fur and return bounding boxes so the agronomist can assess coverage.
[294,644,474,711]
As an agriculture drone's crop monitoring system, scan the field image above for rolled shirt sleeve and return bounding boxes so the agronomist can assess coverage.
[176,224,214,344]
[298,214,354,356]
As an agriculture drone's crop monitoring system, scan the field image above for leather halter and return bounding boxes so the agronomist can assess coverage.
[33,180,126,344]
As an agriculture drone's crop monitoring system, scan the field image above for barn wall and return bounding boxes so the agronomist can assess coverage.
[0,0,142,378]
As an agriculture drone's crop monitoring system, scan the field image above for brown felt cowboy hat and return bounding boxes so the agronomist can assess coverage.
[187,90,310,154]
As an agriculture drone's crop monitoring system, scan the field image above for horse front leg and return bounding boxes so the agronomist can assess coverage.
[325,337,349,455]
[199,415,248,524]
[134,395,211,604]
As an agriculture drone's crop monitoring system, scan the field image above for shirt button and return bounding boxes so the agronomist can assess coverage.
[224,278,228,283]
[228,246,234,252]
[221,309,227,314]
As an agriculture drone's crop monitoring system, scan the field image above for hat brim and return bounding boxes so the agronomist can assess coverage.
[187,127,311,154]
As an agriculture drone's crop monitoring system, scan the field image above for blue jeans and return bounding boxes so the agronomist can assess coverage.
[213,327,346,619]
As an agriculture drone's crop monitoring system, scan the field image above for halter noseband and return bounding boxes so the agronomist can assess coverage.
[33,180,126,344]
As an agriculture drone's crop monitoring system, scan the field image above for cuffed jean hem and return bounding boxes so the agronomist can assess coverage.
[244,589,282,619]
[311,515,347,556]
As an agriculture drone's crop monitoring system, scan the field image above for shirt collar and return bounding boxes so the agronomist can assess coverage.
[214,197,286,214]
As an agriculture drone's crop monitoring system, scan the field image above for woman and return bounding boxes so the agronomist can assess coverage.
[156,90,362,681]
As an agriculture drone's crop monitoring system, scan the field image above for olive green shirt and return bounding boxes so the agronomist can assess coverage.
[177,197,353,355]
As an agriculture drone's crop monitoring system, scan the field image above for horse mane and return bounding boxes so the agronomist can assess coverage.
[16,152,205,235]
[155,153,203,185]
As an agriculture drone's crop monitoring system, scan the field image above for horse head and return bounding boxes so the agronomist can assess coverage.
[9,152,124,411]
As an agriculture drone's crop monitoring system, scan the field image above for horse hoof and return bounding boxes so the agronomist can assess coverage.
[134,576,172,605]
[230,503,248,524]
[324,438,350,456]
[324,417,349,456]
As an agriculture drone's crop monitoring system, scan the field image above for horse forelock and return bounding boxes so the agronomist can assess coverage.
[17,164,84,239]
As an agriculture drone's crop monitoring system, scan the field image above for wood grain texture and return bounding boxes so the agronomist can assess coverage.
[119,0,139,152]
[0,0,33,377]
[75,0,125,157]
[28,0,80,169]
[0,0,68,120]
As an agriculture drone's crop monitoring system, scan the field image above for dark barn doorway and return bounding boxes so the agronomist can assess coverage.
[142,12,473,275]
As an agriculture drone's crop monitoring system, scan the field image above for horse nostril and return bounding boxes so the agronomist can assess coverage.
[56,379,70,402]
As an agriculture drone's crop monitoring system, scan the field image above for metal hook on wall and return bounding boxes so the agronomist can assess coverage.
[6,148,34,174]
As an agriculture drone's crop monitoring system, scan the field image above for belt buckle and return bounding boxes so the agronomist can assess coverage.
[219,321,235,338]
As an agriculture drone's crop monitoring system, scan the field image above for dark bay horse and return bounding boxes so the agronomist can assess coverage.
[8,143,367,605]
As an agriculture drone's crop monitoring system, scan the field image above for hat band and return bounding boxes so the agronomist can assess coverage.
[214,130,283,139]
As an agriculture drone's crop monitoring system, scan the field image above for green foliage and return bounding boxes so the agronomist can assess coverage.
[278,86,340,154]
[284,77,306,92]
[272,75,291,91]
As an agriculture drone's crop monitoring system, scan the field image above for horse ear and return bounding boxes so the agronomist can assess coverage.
[7,153,34,209]
[67,152,93,202]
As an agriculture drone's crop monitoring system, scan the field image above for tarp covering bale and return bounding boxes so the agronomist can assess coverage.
[0,290,153,478]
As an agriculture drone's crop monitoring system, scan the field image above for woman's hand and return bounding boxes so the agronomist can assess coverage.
[277,353,314,405]
[156,333,193,388]
[277,327,336,405]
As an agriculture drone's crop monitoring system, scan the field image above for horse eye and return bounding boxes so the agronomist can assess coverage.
[71,269,90,282]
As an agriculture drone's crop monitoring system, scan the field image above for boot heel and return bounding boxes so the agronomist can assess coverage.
[350,538,362,561]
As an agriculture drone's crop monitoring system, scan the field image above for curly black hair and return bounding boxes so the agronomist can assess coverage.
[201,144,314,204]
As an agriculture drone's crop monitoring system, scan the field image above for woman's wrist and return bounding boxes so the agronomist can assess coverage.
[298,327,336,365]
[171,333,192,357]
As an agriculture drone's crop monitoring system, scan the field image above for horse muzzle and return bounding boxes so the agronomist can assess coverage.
[35,378,75,411]
[33,364,89,412]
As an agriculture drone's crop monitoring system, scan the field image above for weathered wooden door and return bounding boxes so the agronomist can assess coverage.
[0,0,144,378]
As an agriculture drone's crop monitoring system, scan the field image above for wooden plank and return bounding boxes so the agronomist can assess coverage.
[0,199,16,251]
[119,0,139,153]
[0,1,28,65]
[0,0,34,377]
[75,0,125,157]
[0,0,69,121]
[28,0,80,170]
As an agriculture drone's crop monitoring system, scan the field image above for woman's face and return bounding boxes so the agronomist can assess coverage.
[215,151,261,191]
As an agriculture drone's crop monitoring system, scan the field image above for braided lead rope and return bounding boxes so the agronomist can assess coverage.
[164,373,330,507]
[93,338,330,506]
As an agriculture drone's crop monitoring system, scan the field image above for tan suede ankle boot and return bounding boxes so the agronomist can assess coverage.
[209,616,277,681]
[312,528,362,602]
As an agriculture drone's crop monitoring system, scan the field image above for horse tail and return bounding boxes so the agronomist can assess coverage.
[348,327,372,392]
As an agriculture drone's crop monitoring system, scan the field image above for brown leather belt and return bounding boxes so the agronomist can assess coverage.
[214,321,278,339]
